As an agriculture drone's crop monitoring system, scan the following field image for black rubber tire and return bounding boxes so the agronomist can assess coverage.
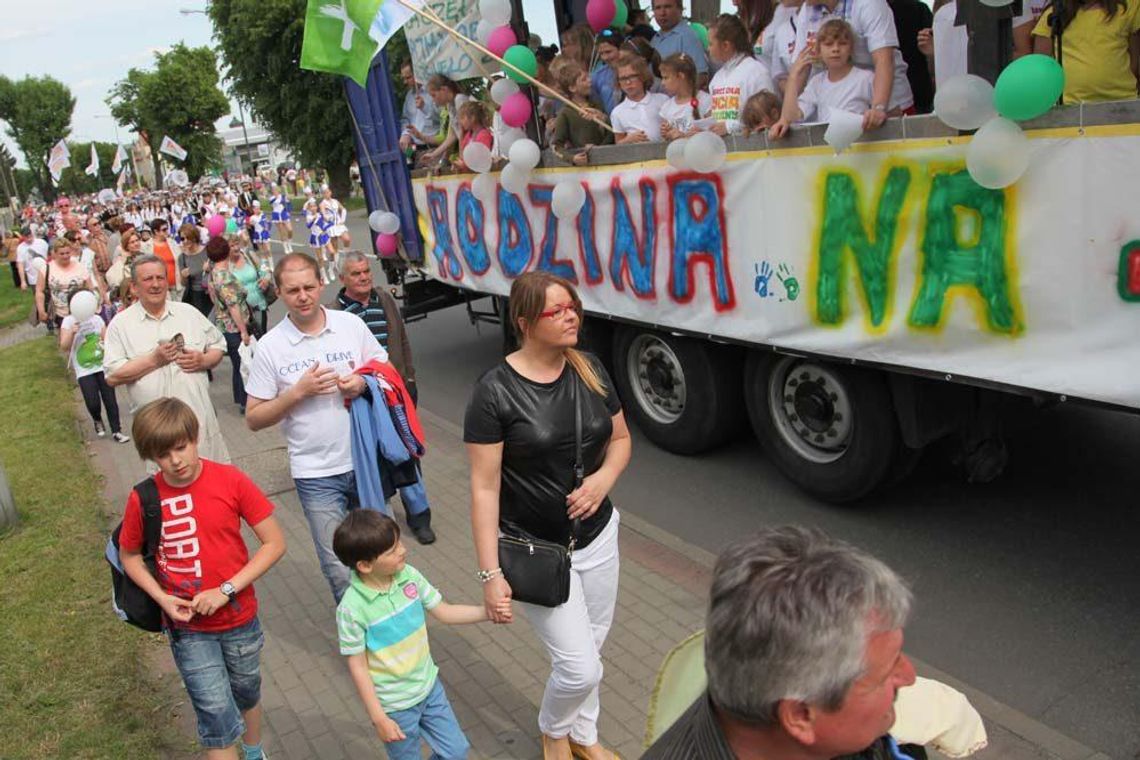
[744,352,897,503]
[612,326,743,455]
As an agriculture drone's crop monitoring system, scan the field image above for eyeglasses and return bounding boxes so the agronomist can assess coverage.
[618,74,641,83]
[539,302,581,321]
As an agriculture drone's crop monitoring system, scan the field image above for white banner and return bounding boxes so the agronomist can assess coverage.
[159,135,187,161]
[85,143,99,176]
[412,127,1140,410]
[111,144,127,174]
[48,140,70,182]
[403,0,494,82]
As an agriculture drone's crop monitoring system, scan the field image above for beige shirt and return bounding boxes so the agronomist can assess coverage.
[103,300,230,464]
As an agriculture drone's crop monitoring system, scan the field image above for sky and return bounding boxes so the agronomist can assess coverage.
[0,0,739,169]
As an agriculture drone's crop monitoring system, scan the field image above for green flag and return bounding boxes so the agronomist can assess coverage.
[300,0,384,86]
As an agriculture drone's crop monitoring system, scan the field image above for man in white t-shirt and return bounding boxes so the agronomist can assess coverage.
[245,253,387,602]
[16,235,47,290]
[791,0,914,124]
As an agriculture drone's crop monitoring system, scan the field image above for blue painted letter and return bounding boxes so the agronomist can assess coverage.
[668,175,735,311]
[609,178,657,299]
[426,186,461,280]
[529,185,577,281]
[497,187,534,278]
[455,184,490,275]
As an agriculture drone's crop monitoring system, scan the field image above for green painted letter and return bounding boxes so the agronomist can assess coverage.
[909,170,1020,333]
[816,167,911,327]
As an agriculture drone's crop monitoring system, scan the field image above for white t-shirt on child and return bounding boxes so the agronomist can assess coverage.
[710,54,776,134]
[658,91,714,134]
[610,92,670,142]
[798,66,875,122]
[61,314,107,379]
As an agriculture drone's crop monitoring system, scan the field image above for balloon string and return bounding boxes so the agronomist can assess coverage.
[396,0,615,133]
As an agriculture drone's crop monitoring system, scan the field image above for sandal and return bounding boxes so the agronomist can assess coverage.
[568,739,620,760]
[543,734,572,760]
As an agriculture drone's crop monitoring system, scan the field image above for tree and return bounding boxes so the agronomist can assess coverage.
[209,0,358,198]
[0,75,76,203]
[107,44,229,188]
[57,141,119,196]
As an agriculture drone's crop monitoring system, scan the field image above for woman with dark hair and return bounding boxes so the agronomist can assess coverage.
[736,0,778,52]
[178,224,212,318]
[465,272,632,760]
[206,235,253,413]
[1032,0,1140,102]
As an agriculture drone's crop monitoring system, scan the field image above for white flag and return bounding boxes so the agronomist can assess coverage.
[85,143,99,176]
[111,144,127,174]
[159,135,188,161]
[48,140,70,182]
[369,0,420,51]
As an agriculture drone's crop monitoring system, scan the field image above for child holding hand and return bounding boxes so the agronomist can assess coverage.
[551,60,614,166]
[659,53,714,140]
[610,52,670,144]
[334,510,511,759]
[770,19,875,139]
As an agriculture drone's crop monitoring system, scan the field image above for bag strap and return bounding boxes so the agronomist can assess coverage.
[570,370,583,551]
[134,477,162,557]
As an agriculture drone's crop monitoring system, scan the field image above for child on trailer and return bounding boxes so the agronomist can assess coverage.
[610,52,670,144]
[117,398,286,760]
[741,90,784,134]
[658,53,715,140]
[333,510,511,760]
[550,59,613,166]
[770,18,876,139]
[452,100,494,172]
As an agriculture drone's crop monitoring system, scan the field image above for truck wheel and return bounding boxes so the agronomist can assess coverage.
[744,353,896,503]
[612,326,742,455]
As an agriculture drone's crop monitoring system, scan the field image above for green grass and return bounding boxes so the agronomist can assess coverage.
[0,266,33,329]
[0,338,178,758]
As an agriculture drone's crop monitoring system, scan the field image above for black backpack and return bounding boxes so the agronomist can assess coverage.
[105,478,163,632]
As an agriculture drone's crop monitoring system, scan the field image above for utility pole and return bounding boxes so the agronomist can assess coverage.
[236,99,252,176]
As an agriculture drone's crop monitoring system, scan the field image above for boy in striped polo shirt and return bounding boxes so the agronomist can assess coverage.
[333,510,512,758]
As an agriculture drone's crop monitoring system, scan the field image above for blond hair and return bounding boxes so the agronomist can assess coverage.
[616,52,654,89]
[508,271,606,397]
[132,398,200,461]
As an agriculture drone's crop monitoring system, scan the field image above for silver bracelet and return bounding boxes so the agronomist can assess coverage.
[475,568,503,583]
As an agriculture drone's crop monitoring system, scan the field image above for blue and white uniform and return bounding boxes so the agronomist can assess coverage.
[304,199,328,247]
[250,212,271,243]
[270,193,291,223]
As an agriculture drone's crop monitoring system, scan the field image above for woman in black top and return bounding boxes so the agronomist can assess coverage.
[465,272,632,760]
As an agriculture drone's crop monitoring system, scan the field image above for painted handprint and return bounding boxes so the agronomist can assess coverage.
[754,262,774,297]
[777,263,800,301]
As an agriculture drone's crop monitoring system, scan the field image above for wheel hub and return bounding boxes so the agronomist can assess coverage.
[627,335,686,424]
[770,361,853,463]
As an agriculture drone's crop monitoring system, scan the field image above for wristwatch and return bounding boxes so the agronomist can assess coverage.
[873,104,887,112]
[220,581,237,601]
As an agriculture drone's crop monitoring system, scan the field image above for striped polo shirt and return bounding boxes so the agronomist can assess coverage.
[336,565,442,711]
[337,289,389,350]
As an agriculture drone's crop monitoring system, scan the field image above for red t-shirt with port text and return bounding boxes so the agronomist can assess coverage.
[119,459,275,632]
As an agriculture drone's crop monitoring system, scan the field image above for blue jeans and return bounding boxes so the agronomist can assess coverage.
[385,677,470,760]
[223,331,247,408]
[294,471,360,602]
[167,617,264,750]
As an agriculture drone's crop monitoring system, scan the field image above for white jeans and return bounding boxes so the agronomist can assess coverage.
[519,509,621,745]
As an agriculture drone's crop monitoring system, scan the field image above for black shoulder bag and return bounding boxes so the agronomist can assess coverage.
[107,478,164,632]
[497,373,583,608]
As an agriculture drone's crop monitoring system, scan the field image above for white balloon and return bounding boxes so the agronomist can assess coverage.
[683,131,728,173]
[475,19,495,45]
[934,74,997,131]
[508,138,541,171]
[666,138,689,170]
[500,163,530,195]
[368,210,386,232]
[30,238,48,258]
[69,290,99,322]
[824,110,864,153]
[490,77,520,106]
[472,172,498,202]
[462,141,494,174]
[966,117,1030,189]
[376,212,401,235]
[979,0,1013,6]
[497,127,523,157]
[551,179,586,219]
[479,0,512,26]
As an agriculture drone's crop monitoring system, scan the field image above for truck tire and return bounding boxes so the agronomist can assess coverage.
[744,353,897,503]
[612,326,742,455]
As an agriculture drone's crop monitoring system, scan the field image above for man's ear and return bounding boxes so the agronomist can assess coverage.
[777,699,818,746]
[355,558,373,575]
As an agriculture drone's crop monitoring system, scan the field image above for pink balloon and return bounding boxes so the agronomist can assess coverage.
[206,215,226,237]
[487,25,517,58]
[500,91,532,128]
[586,0,616,33]
[376,232,398,257]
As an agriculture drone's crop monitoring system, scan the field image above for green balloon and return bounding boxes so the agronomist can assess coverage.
[993,54,1065,121]
[503,44,537,83]
[612,0,628,28]
[225,217,238,234]
[691,21,709,49]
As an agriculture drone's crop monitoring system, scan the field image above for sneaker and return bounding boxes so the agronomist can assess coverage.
[94,421,106,438]
[112,432,131,444]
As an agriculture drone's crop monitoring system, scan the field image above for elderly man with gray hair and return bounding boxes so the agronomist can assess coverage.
[645,525,921,760]
[104,254,230,465]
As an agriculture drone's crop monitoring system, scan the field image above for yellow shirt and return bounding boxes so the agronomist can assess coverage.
[1033,3,1140,103]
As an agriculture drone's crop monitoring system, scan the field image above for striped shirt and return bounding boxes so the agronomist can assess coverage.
[337,289,389,350]
[336,565,442,711]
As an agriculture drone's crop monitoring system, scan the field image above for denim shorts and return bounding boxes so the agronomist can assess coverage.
[168,617,264,749]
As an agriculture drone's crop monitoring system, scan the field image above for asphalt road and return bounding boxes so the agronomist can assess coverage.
[334,214,1140,757]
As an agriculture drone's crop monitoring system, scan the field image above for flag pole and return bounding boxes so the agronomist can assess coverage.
[396,0,615,133]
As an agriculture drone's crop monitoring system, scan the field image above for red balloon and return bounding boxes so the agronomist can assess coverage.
[586,0,616,33]
[206,215,226,237]
[487,25,517,58]
[500,91,532,128]
[375,232,399,257]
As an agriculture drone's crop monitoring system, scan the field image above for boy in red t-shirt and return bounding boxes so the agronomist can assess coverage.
[119,398,286,760]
